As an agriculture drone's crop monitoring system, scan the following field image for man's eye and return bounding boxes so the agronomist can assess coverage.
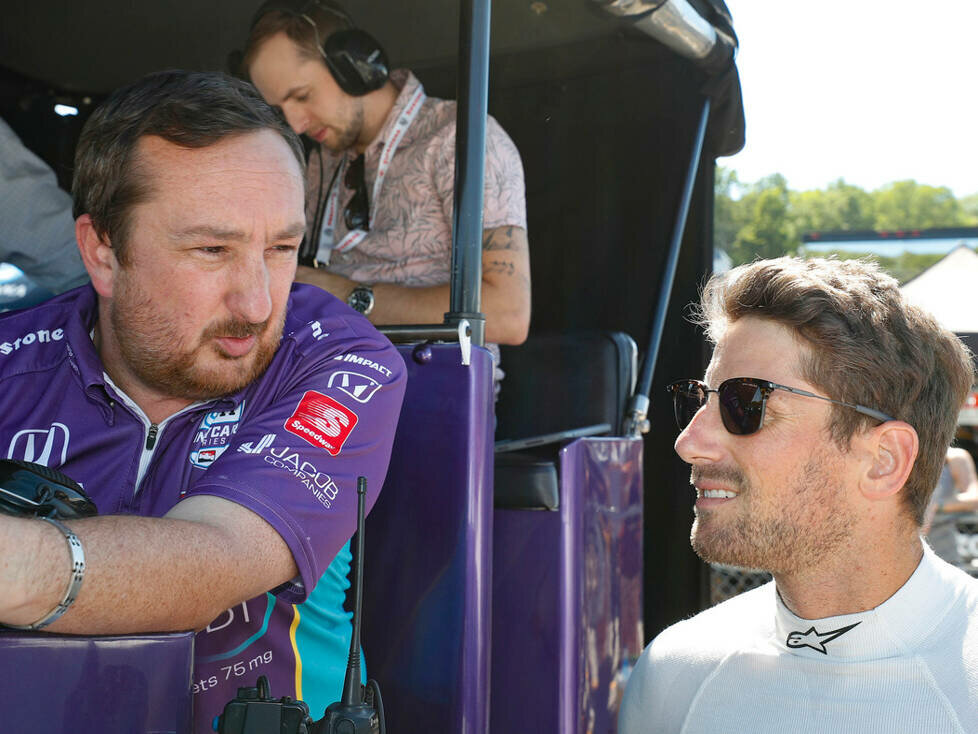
[296,93,309,103]
[271,244,299,254]
[197,246,226,255]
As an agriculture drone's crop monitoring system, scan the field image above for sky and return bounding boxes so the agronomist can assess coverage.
[722,0,978,198]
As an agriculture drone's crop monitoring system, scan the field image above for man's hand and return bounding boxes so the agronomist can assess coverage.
[294,225,531,345]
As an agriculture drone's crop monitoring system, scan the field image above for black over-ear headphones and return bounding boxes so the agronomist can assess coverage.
[249,0,389,97]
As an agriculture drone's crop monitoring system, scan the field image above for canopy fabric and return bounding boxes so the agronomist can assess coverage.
[690,0,745,157]
[901,245,978,335]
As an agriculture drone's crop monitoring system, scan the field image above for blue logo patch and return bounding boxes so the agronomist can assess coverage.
[190,401,246,468]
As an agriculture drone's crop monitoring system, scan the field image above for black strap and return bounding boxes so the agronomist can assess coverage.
[302,146,343,266]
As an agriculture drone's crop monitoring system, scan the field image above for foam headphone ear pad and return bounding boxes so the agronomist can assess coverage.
[322,28,390,96]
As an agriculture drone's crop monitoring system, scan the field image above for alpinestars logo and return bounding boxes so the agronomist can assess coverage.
[786,622,861,654]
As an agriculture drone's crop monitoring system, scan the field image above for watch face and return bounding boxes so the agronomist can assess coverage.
[349,286,374,315]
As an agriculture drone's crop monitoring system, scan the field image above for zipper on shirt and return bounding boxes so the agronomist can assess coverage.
[100,370,212,498]
[145,424,159,450]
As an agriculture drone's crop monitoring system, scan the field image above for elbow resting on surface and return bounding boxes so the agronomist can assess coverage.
[488,305,530,345]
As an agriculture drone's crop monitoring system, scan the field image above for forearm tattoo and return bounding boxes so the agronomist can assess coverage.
[483,226,526,252]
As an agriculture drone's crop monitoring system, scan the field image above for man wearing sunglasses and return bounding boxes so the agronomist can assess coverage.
[242,0,531,362]
[619,257,978,733]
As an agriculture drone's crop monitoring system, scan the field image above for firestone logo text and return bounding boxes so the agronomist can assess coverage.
[0,328,64,356]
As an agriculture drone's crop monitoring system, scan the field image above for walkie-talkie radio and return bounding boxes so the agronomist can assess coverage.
[315,475,382,734]
[215,476,385,734]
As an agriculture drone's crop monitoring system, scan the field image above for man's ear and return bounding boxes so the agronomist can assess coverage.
[75,214,117,299]
[859,421,919,501]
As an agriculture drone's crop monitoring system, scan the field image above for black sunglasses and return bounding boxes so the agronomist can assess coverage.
[344,153,370,232]
[667,377,896,436]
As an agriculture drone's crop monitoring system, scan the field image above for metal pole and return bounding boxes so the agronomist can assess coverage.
[623,96,712,437]
[445,0,491,347]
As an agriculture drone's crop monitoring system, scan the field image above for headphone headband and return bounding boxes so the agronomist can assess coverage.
[250,0,353,32]
[249,0,388,96]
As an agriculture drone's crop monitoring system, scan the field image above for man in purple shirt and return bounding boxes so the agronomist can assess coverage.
[0,70,406,731]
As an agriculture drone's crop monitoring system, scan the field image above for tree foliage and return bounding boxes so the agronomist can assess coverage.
[873,181,970,230]
[955,192,978,225]
[791,180,875,234]
[715,169,978,278]
[730,180,792,263]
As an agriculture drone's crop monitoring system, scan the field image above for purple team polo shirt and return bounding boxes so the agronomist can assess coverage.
[0,283,406,731]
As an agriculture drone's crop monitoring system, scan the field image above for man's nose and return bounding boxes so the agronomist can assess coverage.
[674,395,725,465]
[282,104,307,135]
[227,254,273,325]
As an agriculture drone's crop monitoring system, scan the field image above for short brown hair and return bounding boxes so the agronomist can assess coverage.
[697,256,974,524]
[242,1,350,77]
[72,70,304,263]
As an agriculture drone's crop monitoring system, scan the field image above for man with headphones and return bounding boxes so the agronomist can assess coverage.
[243,0,530,363]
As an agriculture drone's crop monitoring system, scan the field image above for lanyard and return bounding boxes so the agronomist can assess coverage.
[316,84,426,264]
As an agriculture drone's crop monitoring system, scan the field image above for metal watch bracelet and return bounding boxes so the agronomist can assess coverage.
[4,516,85,631]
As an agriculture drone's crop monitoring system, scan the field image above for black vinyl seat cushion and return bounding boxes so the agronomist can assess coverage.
[493,331,636,510]
[494,450,559,510]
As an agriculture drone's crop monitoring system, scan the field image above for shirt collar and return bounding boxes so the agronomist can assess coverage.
[62,284,108,392]
[773,544,954,660]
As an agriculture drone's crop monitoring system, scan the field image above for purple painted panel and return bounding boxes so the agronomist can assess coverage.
[0,631,194,733]
[562,437,644,734]
[490,437,643,734]
[361,343,494,734]
[491,508,561,733]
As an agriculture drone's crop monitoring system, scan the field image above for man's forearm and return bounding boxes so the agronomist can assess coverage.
[0,498,296,634]
[293,225,531,345]
[296,270,526,344]
[295,265,453,329]
[939,495,978,515]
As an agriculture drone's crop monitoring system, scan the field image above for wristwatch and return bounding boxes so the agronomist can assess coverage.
[347,284,375,316]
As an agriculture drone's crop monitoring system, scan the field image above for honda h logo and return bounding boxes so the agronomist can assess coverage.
[327,370,382,404]
[7,422,70,465]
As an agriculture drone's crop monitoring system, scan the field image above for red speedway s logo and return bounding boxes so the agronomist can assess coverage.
[284,391,358,456]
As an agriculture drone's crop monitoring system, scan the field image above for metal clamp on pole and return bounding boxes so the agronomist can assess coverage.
[458,319,472,366]
[444,311,485,350]
[622,394,651,438]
